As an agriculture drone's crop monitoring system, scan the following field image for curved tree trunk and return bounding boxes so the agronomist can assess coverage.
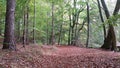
[101,0,120,51]
[97,0,106,38]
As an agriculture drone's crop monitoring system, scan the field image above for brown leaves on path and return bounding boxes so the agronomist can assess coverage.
[0,44,120,68]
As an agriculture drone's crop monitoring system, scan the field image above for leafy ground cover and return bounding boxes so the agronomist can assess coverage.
[0,44,120,68]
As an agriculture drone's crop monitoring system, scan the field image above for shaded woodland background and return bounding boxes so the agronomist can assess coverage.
[0,0,120,50]
[0,0,120,68]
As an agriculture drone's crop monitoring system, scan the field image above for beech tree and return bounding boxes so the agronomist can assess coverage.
[3,0,16,50]
[101,0,120,51]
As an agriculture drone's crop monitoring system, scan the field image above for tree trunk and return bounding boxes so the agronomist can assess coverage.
[113,0,120,15]
[101,25,116,50]
[46,20,49,45]
[101,0,120,51]
[100,0,110,19]
[33,0,36,44]
[75,18,86,46]
[86,2,90,48]
[23,10,26,47]
[74,8,84,45]
[97,0,106,38]
[3,0,16,50]
[17,21,20,43]
[71,27,75,45]
[58,24,63,45]
[50,2,55,45]
[68,14,72,45]
[71,0,77,45]
[26,6,29,45]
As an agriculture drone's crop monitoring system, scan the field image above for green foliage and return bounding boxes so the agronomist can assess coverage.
[103,14,120,26]
[0,0,119,47]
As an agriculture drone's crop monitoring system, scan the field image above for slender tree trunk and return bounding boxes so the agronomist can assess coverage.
[23,10,26,47]
[3,0,16,50]
[97,0,106,38]
[58,12,64,45]
[100,0,110,19]
[68,14,72,45]
[86,2,90,48]
[33,0,36,44]
[46,21,49,45]
[58,24,63,45]
[26,6,29,45]
[71,27,75,45]
[74,11,81,45]
[113,0,120,15]
[71,0,77,45]
[17,21,20,43]
[50,2,55,45]
[74,22,78,45]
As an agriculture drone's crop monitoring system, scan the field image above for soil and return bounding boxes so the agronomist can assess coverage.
[0,44,120,68]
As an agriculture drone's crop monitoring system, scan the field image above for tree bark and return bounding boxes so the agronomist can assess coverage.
[33,0,36,44]
[71,0,77,45]
[100,0,110,19]
[113,0,120,15]
[26,6,29,45]
[46,20,49,45]
[23,9,26,47]
[86,2,90,48]
[50,2,55,45]
[17,21,20,43]
[58,24,63,45]
[3,0,16,50]
[68,13,72,45]
[97,0,106,38]
[101,0,120,51]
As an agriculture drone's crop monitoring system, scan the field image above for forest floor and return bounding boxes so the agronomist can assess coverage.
[0,44,120,68]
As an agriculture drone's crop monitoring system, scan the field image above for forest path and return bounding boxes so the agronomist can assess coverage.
[0,45,120,68]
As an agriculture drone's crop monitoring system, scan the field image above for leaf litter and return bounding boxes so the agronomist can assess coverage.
[0,44,120,68]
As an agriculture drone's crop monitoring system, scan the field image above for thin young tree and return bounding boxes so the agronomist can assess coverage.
[23,9,26,47]
[71,0,77,45]
[50,1,55,45]
[23,2,30,47]
[68,12,72,45]
[69,0,85,45]
[58,23,63,45]
[3,0,16,50]
[26,6,29,45]
[97,0,106,38]
[33,0,36,44]
[86,2,90,48]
